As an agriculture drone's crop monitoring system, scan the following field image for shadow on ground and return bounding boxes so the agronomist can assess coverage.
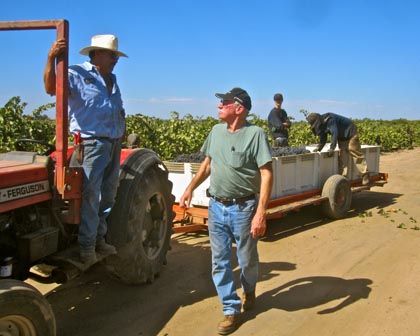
[47,190,397,336]
[48,232,295,336]
[244,275,373,323]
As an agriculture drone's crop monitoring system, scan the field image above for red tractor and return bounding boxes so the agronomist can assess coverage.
[0,20,174,335]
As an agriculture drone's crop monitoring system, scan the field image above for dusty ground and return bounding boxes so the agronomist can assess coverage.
[33,148,420,336]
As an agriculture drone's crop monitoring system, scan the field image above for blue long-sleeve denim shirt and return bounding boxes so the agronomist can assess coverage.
[68,62,126,139]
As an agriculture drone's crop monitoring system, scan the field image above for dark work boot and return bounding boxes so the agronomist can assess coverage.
[80,248,97,266]
[96,241,117,255]
[242,291,256,311]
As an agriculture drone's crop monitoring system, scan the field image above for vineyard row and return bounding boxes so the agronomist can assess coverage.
[1,97,420,161]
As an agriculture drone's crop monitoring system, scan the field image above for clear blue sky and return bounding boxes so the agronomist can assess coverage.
[1,0,419,121]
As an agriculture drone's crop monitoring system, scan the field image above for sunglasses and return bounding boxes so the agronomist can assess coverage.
[220,99,236,105]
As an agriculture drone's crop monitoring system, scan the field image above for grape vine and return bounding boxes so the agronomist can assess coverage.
[1,96,420,160]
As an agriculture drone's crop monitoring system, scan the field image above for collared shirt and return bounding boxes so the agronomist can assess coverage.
[68,61,126,139]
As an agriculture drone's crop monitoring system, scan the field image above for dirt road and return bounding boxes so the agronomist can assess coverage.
[39,148,420,336]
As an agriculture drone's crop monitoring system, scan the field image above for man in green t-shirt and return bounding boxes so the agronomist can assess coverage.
[180,87,273,335]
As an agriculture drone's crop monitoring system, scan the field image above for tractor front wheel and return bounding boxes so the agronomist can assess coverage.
[0,279,56,336]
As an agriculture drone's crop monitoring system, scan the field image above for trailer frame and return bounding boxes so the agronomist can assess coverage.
[172,172,388,233]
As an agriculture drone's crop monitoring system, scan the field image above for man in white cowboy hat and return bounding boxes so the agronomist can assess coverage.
[44,34,127,266]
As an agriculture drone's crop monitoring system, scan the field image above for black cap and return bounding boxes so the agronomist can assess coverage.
[273,93,283,101]
[215,87,252,111]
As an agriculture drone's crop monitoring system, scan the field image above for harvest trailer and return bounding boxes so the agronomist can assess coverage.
[170,145,388,233]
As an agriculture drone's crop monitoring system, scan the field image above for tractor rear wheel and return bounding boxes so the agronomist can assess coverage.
[0,279,56,336]
[105,149,174,284]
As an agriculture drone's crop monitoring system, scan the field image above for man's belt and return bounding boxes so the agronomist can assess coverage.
[74,133,113,143]
[81,136,112,141]
[210,194,255,206]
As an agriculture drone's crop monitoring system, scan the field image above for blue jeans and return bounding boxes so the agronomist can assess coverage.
[78,138,122,250]
[208,198,259,315]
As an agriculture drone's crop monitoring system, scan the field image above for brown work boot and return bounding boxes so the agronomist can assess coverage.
[217,314,241,335]
[362,173,370,186]
[242,291,256,311]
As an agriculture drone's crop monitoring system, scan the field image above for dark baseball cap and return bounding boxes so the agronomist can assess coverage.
[306,113,321,125]
[215,87,252,111]
[273,93,283,101]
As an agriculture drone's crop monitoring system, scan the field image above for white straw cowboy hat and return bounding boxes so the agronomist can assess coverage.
[79,34,128,57]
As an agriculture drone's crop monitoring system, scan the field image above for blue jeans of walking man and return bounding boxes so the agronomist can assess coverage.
[208,198,259,316]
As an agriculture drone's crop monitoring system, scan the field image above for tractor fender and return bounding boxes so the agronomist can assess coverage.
[120,148,168,176]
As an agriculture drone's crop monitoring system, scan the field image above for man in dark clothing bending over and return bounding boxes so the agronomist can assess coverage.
[307,112,369,185]
[267,93,291,147]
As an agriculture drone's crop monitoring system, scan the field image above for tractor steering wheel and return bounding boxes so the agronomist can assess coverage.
[14,138,56,156]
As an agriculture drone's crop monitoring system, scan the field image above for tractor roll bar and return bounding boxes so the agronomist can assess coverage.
[0,20,81,224]
[0,19,69,194]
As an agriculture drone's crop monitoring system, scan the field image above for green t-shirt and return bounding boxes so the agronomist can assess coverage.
[201,122,272,198]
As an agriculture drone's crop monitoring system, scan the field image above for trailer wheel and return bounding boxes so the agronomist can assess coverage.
[105,149,174,284]
[321,174,352,219]
[0,279,56,336]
